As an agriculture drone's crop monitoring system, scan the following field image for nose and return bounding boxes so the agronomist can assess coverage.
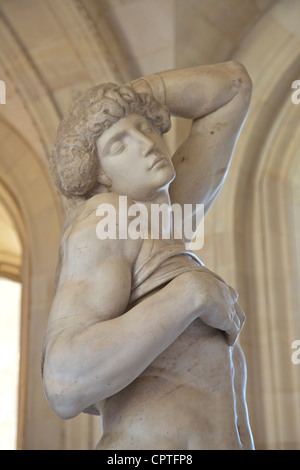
[145,138,157,156]
[133,129,157,156]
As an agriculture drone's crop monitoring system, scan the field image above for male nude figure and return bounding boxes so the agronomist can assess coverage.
[42,62,254,450]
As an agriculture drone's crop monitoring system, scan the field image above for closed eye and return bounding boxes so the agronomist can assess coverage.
[109,140,126,156]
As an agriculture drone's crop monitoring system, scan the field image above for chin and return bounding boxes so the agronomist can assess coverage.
[157,164,176,185]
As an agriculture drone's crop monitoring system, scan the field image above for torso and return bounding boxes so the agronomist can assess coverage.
[59,196,253,450]
[94,235,254,450]
[97,322,247,450]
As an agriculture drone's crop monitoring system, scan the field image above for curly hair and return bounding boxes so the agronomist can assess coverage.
[50,82,171,209]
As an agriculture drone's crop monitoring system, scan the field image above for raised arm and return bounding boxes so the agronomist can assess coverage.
[129,62,252,238]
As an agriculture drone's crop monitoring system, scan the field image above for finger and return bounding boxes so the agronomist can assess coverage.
[225,304,246,346]
[233,310,241,331]
[235,303,246,331]
[225,305,244,345]
[224,323,239,346]
[228,285,239,303]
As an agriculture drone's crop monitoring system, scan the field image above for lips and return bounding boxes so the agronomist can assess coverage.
[148,154,166,170]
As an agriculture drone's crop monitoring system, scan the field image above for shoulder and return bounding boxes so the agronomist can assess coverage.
[74,193,136,225]
[61,193,142,269]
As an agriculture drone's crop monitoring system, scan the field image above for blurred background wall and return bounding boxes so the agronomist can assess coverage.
[0,0,299,450]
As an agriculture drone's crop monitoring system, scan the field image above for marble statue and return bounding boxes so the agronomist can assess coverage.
[42,62,254,450]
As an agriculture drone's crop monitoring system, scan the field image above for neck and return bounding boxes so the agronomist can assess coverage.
[133,188,173,240]
[134,187,170,208]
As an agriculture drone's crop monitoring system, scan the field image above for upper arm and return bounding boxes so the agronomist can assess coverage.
[42,245,133,383]
[45,195,141,340]
[169,79,251,210]
[52,253,132,324]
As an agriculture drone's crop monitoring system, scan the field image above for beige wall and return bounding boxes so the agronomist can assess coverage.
[0,0,299,449]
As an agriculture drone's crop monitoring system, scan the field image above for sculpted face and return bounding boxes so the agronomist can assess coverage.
[96,113,175,201]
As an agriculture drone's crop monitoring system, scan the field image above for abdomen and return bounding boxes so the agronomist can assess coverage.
[98,319,244,450]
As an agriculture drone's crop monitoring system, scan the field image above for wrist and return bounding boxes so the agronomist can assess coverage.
[167,271,206,322]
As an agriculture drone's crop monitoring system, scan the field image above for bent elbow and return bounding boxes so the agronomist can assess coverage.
[229,61,253,95]
[46,395,78,420]
[43,375,109,420]
[222,61,252,117]
[43,372,81,420]
[42,352,86,419]
[42,355,109,419]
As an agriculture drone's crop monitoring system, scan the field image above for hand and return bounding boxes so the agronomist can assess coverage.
[182,271,245,346]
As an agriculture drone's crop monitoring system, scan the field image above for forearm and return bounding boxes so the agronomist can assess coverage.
[130,61,252,120]
[43,273,199,419]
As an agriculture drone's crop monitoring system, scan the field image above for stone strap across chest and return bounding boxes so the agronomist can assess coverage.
[130,243,225,304]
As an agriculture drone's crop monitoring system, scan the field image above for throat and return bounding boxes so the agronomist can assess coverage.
[133,190,174,241]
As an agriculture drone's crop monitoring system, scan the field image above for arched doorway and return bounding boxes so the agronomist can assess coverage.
[0,187,22,449]
[0,117,66,449]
